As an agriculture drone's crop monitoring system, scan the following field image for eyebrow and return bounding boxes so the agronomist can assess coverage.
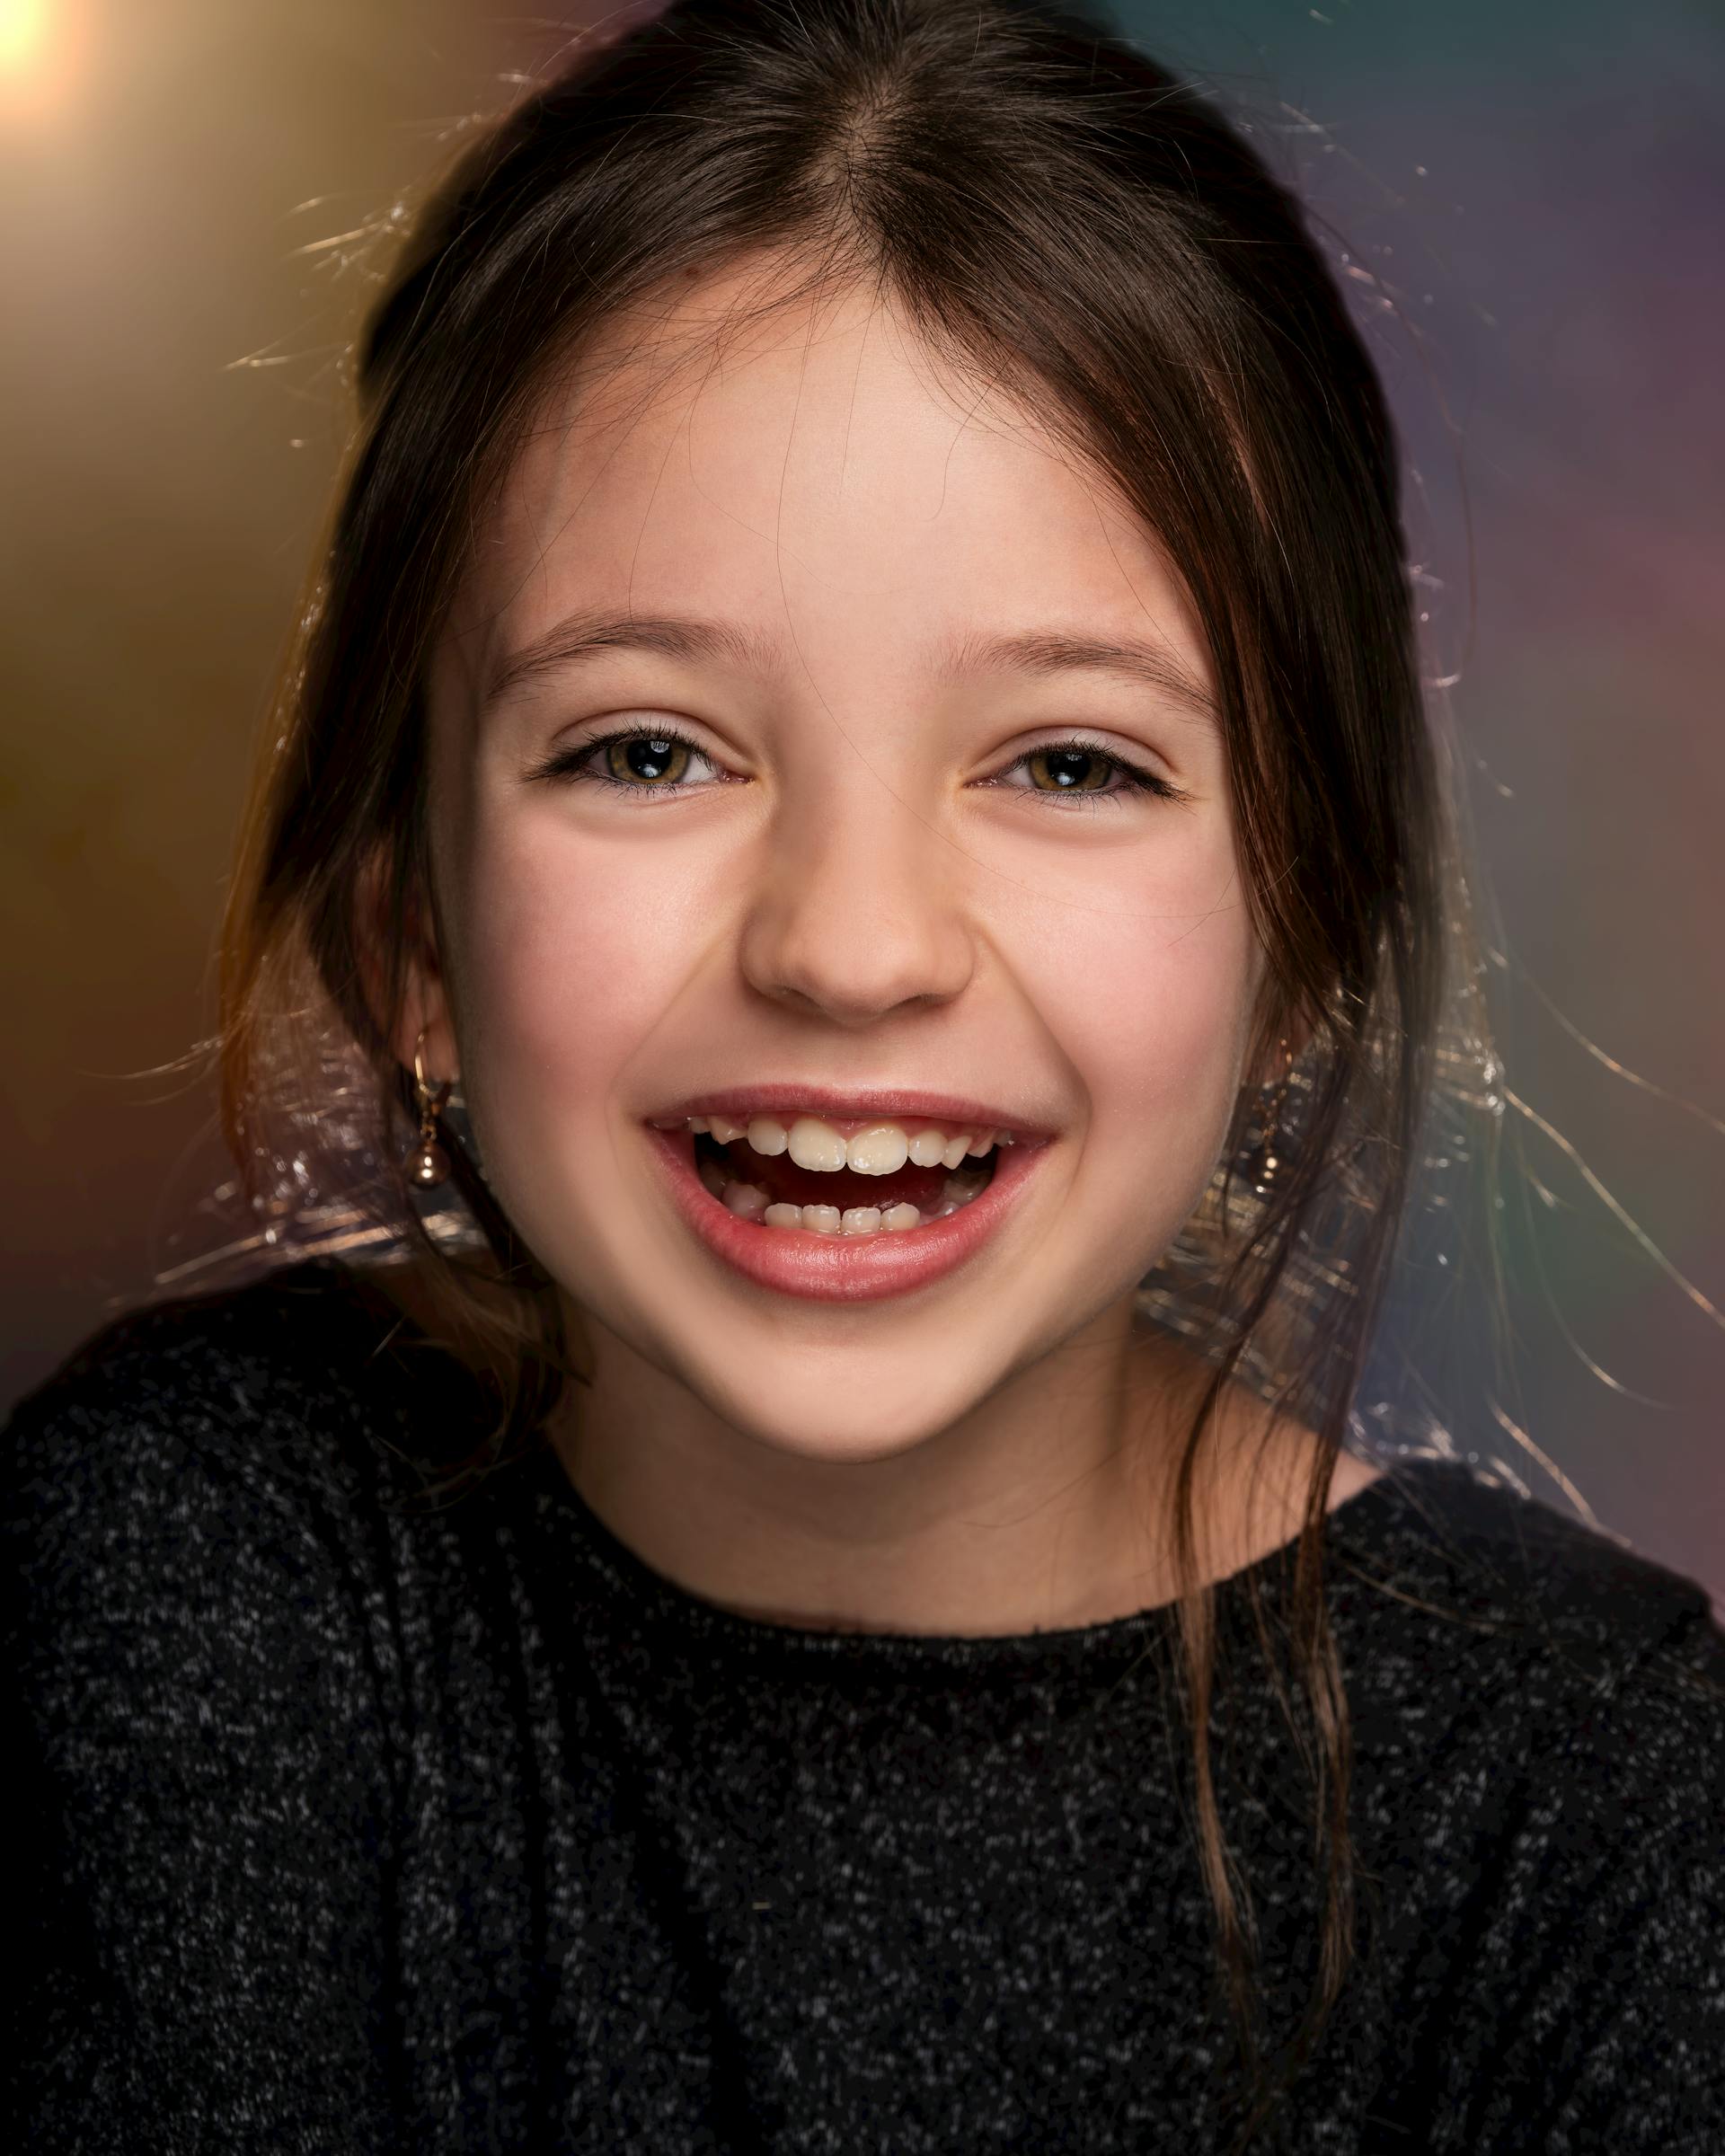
[483,607,1220,729]
[482,609,785,711]
[935,626,1221,730]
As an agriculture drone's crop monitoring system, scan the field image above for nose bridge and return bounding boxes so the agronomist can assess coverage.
[736,759,975,1024]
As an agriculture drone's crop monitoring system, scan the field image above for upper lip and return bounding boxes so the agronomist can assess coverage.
[647,1083,1059,1139]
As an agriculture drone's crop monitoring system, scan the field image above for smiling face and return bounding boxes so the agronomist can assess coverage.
[408,261,1270,1478]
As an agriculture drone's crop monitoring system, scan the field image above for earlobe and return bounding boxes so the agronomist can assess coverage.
[399,888,456,1086]
[397,980,459,1092]
[355,844,461,1085]
[396,871,456,1080]
[394,925,460,1092]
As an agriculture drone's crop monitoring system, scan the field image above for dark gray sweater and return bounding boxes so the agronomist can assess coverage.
[4,1259,1722,2152]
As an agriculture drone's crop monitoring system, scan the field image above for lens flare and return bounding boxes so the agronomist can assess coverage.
[0,0,49,73]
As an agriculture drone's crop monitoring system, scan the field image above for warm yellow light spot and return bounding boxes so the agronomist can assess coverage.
[0,0,50,73]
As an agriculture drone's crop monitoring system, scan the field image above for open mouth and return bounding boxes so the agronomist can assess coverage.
[690,1125,998,1236]
[643,1108,1050,1303]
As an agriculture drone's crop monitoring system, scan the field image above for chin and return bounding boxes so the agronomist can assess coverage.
[688,1356,994,1467]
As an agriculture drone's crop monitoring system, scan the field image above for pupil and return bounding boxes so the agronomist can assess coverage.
[616,737,684,784]
[1039,748,1102,791]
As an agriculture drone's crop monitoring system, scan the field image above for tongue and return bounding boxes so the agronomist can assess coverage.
[714,1138,960,1214]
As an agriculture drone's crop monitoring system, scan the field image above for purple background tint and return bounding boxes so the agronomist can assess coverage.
[2,1,1720,1593]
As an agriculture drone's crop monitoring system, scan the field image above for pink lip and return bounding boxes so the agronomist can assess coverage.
[647,1082,1057,1138]
[644,1123,1054,1303]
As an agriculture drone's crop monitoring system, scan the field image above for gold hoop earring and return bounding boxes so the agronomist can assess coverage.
[1252,1038,1294,1197]
[405,1027,454,1190]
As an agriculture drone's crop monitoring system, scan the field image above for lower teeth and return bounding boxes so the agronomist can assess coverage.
[695,1153,990,1234]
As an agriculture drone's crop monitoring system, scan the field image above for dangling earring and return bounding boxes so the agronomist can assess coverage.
[1252,1037,1295,1197]
[405,1027,453,1189]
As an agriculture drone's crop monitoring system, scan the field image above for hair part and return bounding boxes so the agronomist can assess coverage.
[219,2,1455,2140]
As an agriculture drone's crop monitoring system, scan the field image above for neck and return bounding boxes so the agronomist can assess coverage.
[544,1298,1374,1639]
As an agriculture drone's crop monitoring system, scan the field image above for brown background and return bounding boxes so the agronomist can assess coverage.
[4,0,1721,1597]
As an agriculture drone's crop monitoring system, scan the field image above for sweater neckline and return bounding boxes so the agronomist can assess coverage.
[524,1439,1449,1666]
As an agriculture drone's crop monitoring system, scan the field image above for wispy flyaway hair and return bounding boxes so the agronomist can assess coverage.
[215,4,1485,2139]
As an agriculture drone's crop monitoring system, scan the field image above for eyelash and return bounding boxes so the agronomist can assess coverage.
[527,725,1190,810]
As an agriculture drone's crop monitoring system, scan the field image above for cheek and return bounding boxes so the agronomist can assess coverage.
[443,801,703,1135]
[1006,837,1258,1218]
[1080,913,1254,1129]
[999,817,1259,1118]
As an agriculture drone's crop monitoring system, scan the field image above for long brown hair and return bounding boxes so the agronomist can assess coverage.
[219,0,1461,2138]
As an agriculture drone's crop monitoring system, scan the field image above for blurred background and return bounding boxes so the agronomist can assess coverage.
[2,0,1721,1594]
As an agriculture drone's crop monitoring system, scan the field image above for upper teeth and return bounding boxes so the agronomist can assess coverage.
[678,1112,1011,1175]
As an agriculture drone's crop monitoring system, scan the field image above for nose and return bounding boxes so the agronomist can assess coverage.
[735,768,977,1027]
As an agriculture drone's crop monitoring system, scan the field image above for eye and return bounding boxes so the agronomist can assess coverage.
[986,737,1189,809]
[526,724,723,799]
[526,725,1190,809]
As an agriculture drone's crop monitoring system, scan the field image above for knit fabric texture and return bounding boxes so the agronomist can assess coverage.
[4,1258,1722,2153]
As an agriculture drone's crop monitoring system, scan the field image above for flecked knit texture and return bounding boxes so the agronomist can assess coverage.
[4,1258,1722,2153]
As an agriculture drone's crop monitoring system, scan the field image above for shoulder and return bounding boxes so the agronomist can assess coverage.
[1333,1454,1725,1805]
[1338,1462,1725,2145]
[1336,1454,1721,1657]
[5,1257,411,1491]
[9,1253,424,1416]
[3,1265,450,2144]
[1,1259,482,1649]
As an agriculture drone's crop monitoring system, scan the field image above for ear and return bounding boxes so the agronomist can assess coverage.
[355,844,460,1088]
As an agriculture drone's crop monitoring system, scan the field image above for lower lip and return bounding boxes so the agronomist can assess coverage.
[644,1126,1054,1303]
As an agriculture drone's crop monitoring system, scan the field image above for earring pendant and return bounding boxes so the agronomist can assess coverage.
[1252,1038,1294,1197]
[406,1029,454,1189]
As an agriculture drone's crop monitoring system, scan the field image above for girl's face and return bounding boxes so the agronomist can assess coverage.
[416,266,1266,1468]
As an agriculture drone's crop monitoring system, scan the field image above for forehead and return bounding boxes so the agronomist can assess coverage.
[437,258,1216,713]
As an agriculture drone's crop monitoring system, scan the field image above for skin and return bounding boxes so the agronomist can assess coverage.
[398,258,1380,1636]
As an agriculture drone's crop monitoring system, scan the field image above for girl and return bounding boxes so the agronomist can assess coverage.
[7,1,1721,2149]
